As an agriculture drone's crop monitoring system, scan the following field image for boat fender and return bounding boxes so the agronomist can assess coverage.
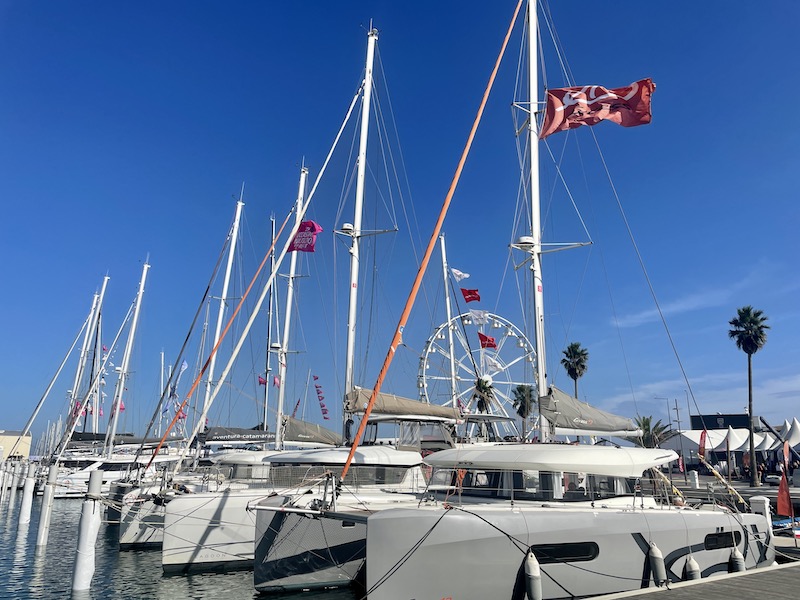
[728,547,745,573]
[524,551,542,600]
[648,542,667,586]
[683,555,700,580]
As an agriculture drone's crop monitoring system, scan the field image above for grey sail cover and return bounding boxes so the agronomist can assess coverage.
[344,386,461,420]
[282,416,342,446]
[540,386,638,434]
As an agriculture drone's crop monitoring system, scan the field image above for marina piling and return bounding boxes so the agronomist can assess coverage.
[17,463,36,527]
[71,470,103,591]
[36,464,59,554]
[0,461,8,504]
[7,462,21,506]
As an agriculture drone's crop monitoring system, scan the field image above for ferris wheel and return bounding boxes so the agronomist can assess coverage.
[417,312,536,419]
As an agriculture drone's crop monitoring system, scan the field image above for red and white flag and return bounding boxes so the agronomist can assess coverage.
[539,78,654,139]
[460,288,481,303]
[478,332,497,349]
[288,220,323,253]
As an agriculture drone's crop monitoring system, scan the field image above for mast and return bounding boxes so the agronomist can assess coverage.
[263,214,276,440]
[275,166,309,450]
[439,235,459,408]
[204,191,245,416]
[343,26,378,417]
[105,260,150,457]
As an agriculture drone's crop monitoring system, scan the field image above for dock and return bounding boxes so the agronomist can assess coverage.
[597,561,800,599]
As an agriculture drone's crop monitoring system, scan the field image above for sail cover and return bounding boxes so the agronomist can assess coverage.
[540,386,639,436]
[345,386,461,420]
[203,426,274,445]
[282,416,342,446]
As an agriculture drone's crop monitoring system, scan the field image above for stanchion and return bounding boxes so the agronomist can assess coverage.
[17,463,37,527]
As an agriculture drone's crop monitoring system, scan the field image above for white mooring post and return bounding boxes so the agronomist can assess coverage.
[36,464,59,553]
[7,462,21,507]
[17,462,37,528]
[0,461,8,504]
[71,470,104,591]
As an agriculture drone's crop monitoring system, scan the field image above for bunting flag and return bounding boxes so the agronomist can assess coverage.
[539,78,655,140]
[258,375,268,386]
[273,375,280,388]
[102,345,108,352]
[288,220,324,252]
[478,332,497,349]
[678,455,684,473]
[313,374,330,420]
[99,406,104,417]
[460,288,481,303]
[451,268,470,282]
[470,309,490,325]
[698,429,708,459]
[291,396,302,418]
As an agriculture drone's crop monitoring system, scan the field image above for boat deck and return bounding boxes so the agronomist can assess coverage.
[597,560,800,599]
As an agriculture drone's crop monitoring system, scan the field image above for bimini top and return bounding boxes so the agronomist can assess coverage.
[269,445,423,467]
[424,443,677,478]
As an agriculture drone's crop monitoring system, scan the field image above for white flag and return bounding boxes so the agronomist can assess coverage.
[451,268,470,282]
[485,355,503,372]
[470,309,490,325]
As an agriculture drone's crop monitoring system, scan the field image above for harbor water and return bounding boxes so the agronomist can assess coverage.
[0,492,358,600]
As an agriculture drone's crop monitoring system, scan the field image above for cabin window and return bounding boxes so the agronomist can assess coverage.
[704,531,741,550]
[530,542,599,564]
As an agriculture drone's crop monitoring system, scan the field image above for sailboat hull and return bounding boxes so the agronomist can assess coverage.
[364,504,774,599]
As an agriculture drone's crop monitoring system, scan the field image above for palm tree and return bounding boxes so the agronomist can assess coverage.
[561,342,589,398]
[633,415,670,448]
[512,384,535,441]
[473,376,495,414]
[729,305,769,487]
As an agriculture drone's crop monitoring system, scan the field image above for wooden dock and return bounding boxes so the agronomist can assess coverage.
[597,561,800,599]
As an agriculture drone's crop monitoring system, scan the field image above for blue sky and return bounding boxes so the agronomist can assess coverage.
[1,1,798,445]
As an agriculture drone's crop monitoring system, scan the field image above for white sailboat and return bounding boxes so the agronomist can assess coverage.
[343,2,777,598]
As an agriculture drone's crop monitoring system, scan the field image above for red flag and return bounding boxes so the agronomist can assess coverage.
[288,220,323,252]
[273,376,280,388]
[678,456,684,473]
[258,376,267,386]
[313,375,319,380]
[539,78,655,139]
[698,429,707,459]
[478,332,497,349]
[778,471,794,517]
[461,288,481,303]
[102,345,108,352]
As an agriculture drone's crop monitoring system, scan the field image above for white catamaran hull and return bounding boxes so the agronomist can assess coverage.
[364,504,774,600]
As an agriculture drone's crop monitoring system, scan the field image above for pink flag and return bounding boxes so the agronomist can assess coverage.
[539,78,654,140]
[698,429,707,459]
[478,332,497,349]
[119,399,125,412]
[288,220,324,253]
[258,376,267,386]
[273,375,280,388]
[460,288,481,303]
[102,345,108,352]
[313,375,319,380]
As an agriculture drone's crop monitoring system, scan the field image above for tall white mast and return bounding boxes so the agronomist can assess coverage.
[439,235,459,408]
[105,260,150,457]
[263,214,277,440]
[275,166,309,450]
[526,1,549,441]
[343,26,378,409]
[204,191,245,416]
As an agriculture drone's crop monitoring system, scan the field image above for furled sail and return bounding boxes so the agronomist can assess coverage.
[540,386,641,437]
[345,386,461,420]
[282,416,342,446]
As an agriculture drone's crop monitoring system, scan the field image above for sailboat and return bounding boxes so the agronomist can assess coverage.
[261,2,775,599]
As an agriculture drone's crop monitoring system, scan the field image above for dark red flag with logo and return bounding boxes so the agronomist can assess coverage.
[478,332,496,349]
[540,78,654,139]
[460,288,480,303]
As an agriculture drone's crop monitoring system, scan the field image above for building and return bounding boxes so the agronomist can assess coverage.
[0,430,32,460]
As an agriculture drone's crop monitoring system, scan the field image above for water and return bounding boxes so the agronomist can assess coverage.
[0,494,358,600]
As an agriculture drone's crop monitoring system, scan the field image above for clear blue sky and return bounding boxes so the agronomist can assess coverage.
[2,1,798,445]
